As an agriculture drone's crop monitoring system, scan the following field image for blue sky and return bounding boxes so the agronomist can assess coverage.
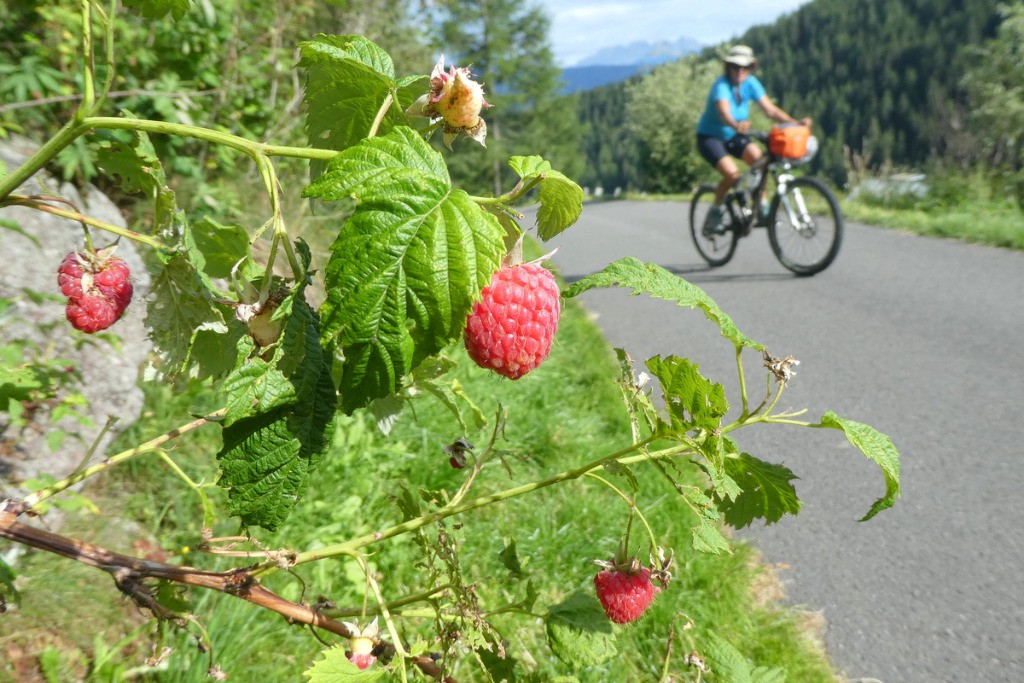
[537,0,812,66]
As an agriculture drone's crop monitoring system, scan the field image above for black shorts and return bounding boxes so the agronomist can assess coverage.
[697,133,753,167]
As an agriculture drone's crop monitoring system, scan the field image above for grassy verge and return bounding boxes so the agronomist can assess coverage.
[840,198,1024,249]
[1,284,837,682]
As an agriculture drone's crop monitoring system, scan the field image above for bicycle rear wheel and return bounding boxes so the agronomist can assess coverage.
[689,185,738,267]
[767,176,843,276]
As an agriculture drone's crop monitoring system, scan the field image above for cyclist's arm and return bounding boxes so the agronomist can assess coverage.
[715,99,751,133]
[756,95,812,128]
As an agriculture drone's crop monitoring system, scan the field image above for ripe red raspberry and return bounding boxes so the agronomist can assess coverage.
[594,566,657,624]
[57,248,133,333]
[464,262,560,379]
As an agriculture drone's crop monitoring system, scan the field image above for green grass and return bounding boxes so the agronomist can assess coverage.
[1,283,837,683]
[840,197,1024,250]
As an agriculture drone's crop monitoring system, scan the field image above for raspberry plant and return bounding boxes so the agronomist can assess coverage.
[0,2,902,681]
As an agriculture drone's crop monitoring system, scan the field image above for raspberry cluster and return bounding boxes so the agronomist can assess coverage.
[57,248,133,333]
[464,262,561,380]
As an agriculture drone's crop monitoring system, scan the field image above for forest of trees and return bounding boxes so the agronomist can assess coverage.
[2,0,1021,201]
[0,0,579,199]
[577,0,1023,197]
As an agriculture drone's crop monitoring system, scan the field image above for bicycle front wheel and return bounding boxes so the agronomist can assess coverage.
[767,176,843,276]
[689,185,737,267]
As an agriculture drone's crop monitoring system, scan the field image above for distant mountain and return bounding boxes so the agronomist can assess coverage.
[560,64,649,94]
[574,36,704,67]
[559,36,703,93]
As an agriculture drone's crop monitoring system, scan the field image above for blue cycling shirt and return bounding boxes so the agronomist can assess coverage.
[696,75,766,140]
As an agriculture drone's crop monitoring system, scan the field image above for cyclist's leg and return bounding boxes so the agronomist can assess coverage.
[697,134,738,205]
[739,140,769,215]
[718,134,751,203]
[713,156,741,204]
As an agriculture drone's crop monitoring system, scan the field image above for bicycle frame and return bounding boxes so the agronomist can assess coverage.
[726,149,810,235]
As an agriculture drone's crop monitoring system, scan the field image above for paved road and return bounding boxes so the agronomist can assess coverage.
[543,200,1024,683]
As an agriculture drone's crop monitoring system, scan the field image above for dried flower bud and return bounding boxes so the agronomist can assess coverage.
[763,350,800,384]
[407,55,492,149]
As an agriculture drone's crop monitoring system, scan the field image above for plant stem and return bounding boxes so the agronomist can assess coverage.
[584,471,660,553]
[80,0,96,115]
[335,550,409,681]
[736,345,751,417]
[324,585,453,619]
[157,450,216,531]
[0,120,91,201]
[470,175,543,207]
[82,116,337,162]
[5,195,168,251]
[273,437,662,573]
[15,410,224,513]
[0,114,335,204]
[368,92,395,138]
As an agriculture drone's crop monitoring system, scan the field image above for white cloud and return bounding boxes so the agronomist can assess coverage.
[536,0,811,66]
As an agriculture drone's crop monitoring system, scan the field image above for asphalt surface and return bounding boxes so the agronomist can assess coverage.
[541,200,1024,683]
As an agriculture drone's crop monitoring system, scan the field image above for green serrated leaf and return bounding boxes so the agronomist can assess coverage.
[545,592,617,668]
[520,579,539,613]
[218,362,336,530]
[752,666,788,683]
[499,538,524,578]
[190,217,251,280]
[298,35,407,169]
[395,485,422,521]
[121,0,191,20]
[0,554,20,607]
[696,434,741,502]
[419,376,487,434]
[704,631,755,683]
[95,127,167,197]
[145,243,228,379]
[477,641,521,682]
[304,646,385,681]
[368,393,405,435]
[563,258,762,349]
[646,355,728,434]
[218,295,337,529]
[691,515,732,554]
[683,488,732,554]
[508,156,583,240]
[614,348,659,440]
[0,365,49,402]
[602,459,639,492]
[222,340,297,425]
[818,412,901,520]
[718,453,802,529]
[304,127,504,413]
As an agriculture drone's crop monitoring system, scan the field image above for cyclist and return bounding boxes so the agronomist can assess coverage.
[696,45,812,231]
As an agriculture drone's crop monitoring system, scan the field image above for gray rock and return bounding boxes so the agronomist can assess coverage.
[0,135,152,501]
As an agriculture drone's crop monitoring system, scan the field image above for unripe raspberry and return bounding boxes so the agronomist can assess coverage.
[342,619,379,670]
[464,262,560,379]
[57,248,133,333]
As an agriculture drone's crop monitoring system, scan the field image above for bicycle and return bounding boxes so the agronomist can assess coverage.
[688,130,843,276]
